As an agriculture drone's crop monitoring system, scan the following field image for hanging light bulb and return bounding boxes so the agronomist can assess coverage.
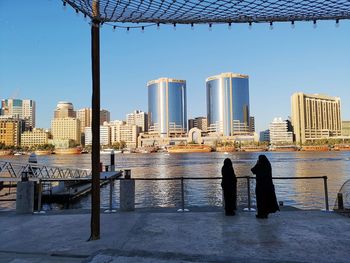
[157,23,160,30]
[313,20,317,29]
[228,22,232,30]
[84,13,87,21]
[126,27,130,34]
[113,26,116,32]
[291,20,295,29]
[191,23,194,30]
[335,19,340,28]
[269,21,273,30]
[209,23,212,31]
[62,1,67,11]
[141,26,145,33]
[75,9,79,17]
[173,23,176,31]
[248,21,252,30]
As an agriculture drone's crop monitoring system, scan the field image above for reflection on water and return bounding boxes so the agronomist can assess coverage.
[1,151,350,210]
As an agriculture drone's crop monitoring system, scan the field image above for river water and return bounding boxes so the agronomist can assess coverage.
[1,151,350,210]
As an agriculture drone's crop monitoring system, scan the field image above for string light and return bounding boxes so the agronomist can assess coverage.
[157,23,160,30]
[291,20,295,29]
[75,9,79,17]
[191,23,194,30]
[313,19,317,29]
[209,23,212,31]
[335,19,340,28]
[62,1,67,11]
[248,21,252,30]
[84,13,87,21]
[113,25,116,32]
[269,21,273,30]
[173,23,176,31]
[141,26,145,33]
[126,27,130,33]
[228,22,232,30]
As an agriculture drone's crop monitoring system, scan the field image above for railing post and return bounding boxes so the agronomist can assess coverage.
[37,179,42,211]
[104,178,116,213]
[247,176,251,211]
[323,176,329,211]
[181,177,185,211]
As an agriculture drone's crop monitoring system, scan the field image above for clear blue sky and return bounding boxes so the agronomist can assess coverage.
[1,0,349,132]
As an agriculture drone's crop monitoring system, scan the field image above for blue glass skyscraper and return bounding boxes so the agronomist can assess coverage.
[148,78,187,137]
[206,73,250,136]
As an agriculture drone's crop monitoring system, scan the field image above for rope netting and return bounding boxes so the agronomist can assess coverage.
[65,0,350,24]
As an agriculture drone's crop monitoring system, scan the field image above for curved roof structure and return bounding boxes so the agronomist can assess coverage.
[64,0,350,24]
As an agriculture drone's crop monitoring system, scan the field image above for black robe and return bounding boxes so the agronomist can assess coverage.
[221,165,237,213]
[251,158,279,216]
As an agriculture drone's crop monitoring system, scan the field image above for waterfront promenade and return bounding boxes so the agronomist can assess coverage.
[0,207,349,263]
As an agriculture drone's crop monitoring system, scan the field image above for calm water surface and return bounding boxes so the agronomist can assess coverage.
[1,151,350,210]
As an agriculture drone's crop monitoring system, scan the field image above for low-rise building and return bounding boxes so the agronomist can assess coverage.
[269,117,293,145]
[0,117,24,147]
[84,126,110,146]
[21,128,49,147]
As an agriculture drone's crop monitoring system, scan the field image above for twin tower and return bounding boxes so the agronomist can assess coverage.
[147,72,250,138]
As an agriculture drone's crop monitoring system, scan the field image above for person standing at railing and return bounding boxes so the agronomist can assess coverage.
[251,155,279,219]
[221,158,237,216]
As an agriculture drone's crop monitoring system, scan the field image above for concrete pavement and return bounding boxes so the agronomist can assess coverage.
[0,208,349,263]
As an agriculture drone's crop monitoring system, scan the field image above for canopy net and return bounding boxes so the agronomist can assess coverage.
[65,0,350,24]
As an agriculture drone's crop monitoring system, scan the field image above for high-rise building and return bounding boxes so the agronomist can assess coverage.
[126,110,148,132]
[259,129,270,142]
[77,108,111,132]
[342,121,350,137]
[51,118,81,144]
[54,101,76,119]
[269,117,293,145]
[0,117,24,147]
[188,117,207,132]
[291,93,341,144]
[84,126,110,146]
[21,128,49,147]
[77,108,92,132]
[206,73,250,136]
[1,99,36,129]
[100,109,110,125]
[249,116,255,133]
[148,78,187,137]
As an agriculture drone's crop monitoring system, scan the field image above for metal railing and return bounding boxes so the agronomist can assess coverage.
[117,176,330,211]
[0,160,91,179]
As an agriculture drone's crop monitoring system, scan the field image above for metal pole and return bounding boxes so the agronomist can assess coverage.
[90,0,100,241]
[109,179,113,211]
[323,176,329,211]
[247,176,251,211]
[181,177,185,211]
[37,180,42,212]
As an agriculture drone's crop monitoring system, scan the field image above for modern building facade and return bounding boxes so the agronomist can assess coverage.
[206,73,250,136]
[148,78,187,137]
[259,129,270,142]
[84,126,110,146]
[51,118,81,144]
[249,116,255,133]
[126,110,148,132]
[77,108,111,131]
[269,117,293,145]
[291,93,342,144]
[0,117,24,147]
[108,120,140,148]
[188,117,207,132]
[54,101,76,119]
[21,128,49,147]
[1,99,36,129]
[342,121,350,137]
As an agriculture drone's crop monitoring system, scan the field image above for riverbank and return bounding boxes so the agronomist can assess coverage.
[0,208,349,262]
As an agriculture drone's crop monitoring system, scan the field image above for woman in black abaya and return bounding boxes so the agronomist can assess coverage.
[221,158,237,216]
[251,155,279,218]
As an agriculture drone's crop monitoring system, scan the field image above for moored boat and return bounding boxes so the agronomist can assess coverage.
[167,145,212,153]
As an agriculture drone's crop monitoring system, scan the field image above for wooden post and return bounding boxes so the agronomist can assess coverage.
[90,0,100,241]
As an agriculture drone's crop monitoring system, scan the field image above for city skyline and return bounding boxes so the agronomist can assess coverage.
[1,0,350,132]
